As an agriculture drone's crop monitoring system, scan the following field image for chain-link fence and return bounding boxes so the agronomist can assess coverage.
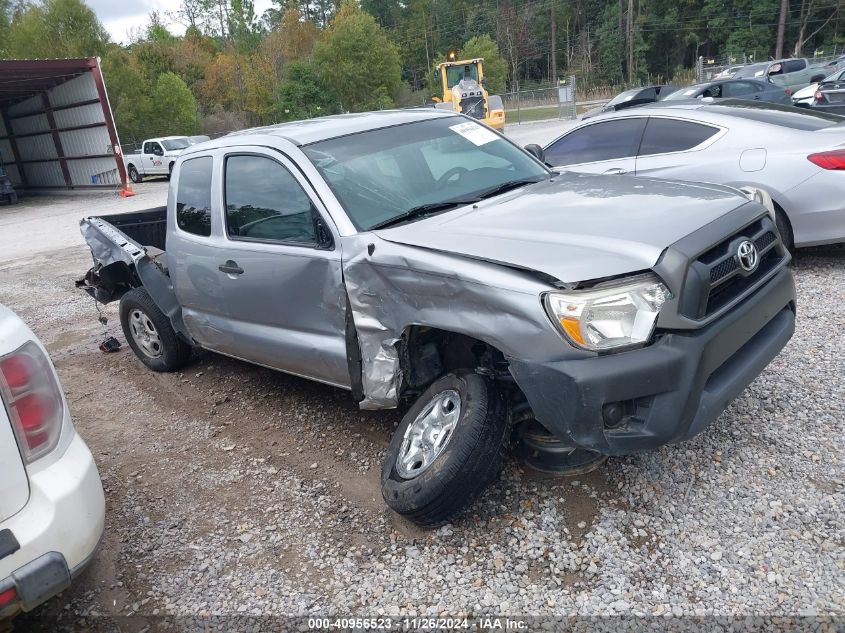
[501,76,578,125]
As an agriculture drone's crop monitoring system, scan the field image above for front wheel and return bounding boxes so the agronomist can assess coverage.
[119,288,192,372]
[381,371,510,527]
[128,164,142,184]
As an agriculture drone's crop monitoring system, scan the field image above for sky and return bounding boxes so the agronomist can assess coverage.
[88,0,275,44]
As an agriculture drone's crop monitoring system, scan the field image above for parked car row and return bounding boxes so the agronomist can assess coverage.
[555,99,845,249]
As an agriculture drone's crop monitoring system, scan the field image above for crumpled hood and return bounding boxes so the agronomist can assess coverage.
[375,172,748,284]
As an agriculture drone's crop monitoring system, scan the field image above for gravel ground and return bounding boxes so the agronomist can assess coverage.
[0,194,842,631]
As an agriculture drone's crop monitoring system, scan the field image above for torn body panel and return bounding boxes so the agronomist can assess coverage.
[339,234,578,409]
[77,217,190,341]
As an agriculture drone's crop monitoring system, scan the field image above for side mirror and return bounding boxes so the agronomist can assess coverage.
[524,144,545,163]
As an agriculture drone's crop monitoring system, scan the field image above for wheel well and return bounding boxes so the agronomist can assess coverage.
[398,326,510,397]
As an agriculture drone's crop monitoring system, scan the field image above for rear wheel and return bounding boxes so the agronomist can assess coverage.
[119,288,191,372]
[128,164,142,184]
[381,371,510,527]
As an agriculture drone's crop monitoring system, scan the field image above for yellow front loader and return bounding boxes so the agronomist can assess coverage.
[433,56,505,131]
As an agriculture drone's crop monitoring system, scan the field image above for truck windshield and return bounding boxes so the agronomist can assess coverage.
[303,117,549,231]
[161,138,190,151]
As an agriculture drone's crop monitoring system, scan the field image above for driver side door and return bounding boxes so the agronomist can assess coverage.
[543,117,647,175]
[144,141,166,175]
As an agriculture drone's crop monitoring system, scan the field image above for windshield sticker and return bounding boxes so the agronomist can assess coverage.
[450,121,498,146]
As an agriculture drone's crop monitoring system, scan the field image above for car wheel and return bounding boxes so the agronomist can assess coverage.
[774,206,794,252]
[119,288,192,372]
[381,371,510,527]
[128,165,142,184]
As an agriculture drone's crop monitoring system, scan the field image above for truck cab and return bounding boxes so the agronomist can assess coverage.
[125,136,192,183]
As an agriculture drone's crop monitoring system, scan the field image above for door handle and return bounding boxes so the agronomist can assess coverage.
[218,260,244,275]
[603,167,626,175]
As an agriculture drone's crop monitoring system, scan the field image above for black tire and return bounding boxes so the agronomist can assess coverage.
[128,164,142,184]
[775,206,794,252]
[119,288,192,372]
[381,371,510,527]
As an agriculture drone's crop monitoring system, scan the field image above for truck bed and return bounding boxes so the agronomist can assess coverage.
[95,207,167,251]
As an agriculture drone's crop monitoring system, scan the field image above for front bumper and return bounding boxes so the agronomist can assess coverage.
[0,432,105,617]
[509,267,796,455]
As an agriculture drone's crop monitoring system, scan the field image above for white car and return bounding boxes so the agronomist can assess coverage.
[792,67,845,106]
[0,304,104,621]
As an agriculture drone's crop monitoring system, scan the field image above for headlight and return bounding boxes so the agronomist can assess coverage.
[544,274,670,351]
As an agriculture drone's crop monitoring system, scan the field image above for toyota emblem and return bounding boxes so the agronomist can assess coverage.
[737,240,758,272]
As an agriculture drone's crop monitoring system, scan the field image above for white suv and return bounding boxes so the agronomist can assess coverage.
[0,304,104,620]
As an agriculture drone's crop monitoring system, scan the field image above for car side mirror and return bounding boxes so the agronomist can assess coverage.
[154,148,163,156]
[524,144,545,163]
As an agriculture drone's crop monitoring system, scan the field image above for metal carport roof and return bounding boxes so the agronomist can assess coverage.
[0,58,129,192]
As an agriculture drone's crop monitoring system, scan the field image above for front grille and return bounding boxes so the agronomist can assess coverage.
[460,96,485,119]
[679,217,786,320]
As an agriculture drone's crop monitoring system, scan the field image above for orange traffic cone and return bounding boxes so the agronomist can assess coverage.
[119,186,136,198]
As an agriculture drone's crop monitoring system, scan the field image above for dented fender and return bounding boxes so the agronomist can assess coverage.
[340,234,583,409]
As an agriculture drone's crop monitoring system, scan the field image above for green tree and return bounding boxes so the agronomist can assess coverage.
[101,46,151,144]
[276,60,339,120]
[314,1,402,111]
[146,72,201,136]
[460,34,507,93]
[3,0,109,58]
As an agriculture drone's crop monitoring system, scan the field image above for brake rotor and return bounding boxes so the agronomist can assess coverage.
[516,420,607,476]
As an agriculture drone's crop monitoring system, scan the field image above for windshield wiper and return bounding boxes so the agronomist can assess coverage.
[369,198,479,230]
[472,176,549,200]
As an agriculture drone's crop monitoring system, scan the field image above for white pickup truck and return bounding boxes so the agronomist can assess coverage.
[124,136,192,183]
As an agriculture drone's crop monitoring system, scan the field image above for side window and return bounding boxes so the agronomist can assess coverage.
[784,59,806,73]
[176,156,213,237]
[636,87,656,102]
[545,118,647,166]
[638,119,720,156]
[224,155,317,245]
[143,141,153,154]
[702,84,723,98]
[723,81,759,97]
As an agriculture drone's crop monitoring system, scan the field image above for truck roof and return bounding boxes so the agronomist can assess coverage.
[221,109,458,147]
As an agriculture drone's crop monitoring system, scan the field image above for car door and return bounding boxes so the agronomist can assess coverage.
[543,117,647,175]
[722,80,763,100]
[168,147,350,388]
[144,141,166,175]
[634,117,725,179]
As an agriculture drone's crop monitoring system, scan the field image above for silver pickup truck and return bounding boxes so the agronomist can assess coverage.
[78,110,796,526]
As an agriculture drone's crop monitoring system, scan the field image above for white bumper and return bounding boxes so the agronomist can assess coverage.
[0,431,105,611]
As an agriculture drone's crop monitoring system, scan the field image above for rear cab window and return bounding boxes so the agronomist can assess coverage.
[176,156,213,237]
[638,118,720,156]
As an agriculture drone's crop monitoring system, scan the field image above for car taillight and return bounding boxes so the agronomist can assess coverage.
[807,149,845,170]
[0,341,64,463]
[785,88,793,96]
[815,90,824,101]
[0,586,16,608]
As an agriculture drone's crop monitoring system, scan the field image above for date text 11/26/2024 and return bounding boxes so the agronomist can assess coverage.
[308,617,529,630]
